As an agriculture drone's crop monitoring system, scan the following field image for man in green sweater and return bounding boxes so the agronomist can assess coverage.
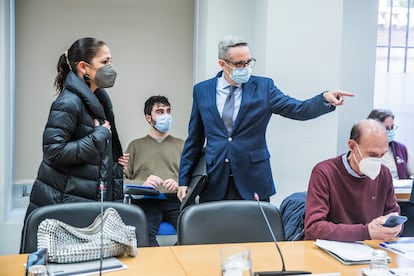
[124,95,184,246]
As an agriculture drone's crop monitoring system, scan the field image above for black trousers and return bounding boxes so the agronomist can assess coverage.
[224,176,243,200]
[224,176,269,202]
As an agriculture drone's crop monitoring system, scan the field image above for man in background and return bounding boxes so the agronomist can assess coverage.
[305,119,401,241]
[124,95,184,246]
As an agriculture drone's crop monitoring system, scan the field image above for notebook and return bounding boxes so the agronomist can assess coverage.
[123,184,167,200]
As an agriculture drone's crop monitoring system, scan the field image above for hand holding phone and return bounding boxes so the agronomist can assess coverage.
[383,215,408,228]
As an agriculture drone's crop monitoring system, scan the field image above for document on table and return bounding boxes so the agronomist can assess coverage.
[314,239,376,265]
[380,237,414,261]
[363,267,414,276]
[47,257,127,276]
[393,179,413,188]
[390,268,414,275]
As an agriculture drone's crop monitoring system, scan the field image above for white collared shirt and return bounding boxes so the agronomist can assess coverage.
[342,153,366,178]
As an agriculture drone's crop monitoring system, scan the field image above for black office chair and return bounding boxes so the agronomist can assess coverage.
[399,180,414,237]
[177,200,286,245]
[399,201,414,237]
[20,201,149,253]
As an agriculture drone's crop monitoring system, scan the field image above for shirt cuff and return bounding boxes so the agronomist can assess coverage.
[321,91,331,107]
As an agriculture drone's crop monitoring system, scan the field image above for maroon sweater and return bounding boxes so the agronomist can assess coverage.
[304,154,400,241]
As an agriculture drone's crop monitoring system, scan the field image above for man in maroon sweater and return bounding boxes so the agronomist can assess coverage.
[305,119,402,241]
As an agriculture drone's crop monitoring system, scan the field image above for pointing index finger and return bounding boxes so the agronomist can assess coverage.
[338,91,355,97]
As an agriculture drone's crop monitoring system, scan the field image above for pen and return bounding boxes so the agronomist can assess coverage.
[379,243,388,250]
[380,243,405,255]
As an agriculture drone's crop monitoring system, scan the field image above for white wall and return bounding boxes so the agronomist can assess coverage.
[265,1,343,204]
[0,0,378,254]
[13,0,195,183]
[338,0,379,151]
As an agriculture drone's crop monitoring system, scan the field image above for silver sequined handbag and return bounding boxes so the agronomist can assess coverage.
[37,207,137,263]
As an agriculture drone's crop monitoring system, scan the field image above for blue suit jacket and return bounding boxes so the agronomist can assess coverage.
[179,71,335,201]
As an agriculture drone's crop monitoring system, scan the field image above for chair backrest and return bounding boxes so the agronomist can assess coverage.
[21,202,149,253]
[177,200,285,245]
[399,201,414,237]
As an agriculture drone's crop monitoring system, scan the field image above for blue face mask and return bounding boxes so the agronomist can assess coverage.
[153,114,172,133]
[387,129,395,142]
[231,67,252,84]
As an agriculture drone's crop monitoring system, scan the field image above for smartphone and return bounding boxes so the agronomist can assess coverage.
[383,215,408,228]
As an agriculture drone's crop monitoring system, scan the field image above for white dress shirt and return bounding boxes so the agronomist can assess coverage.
[216,76,242,122]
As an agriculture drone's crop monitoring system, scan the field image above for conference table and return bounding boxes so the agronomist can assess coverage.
[2,240,414,275]
[396,189,411,201]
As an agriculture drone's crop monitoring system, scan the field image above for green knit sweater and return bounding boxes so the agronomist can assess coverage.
[124,135,184,194]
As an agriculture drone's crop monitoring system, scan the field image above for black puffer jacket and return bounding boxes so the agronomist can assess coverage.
[25,72,124,218]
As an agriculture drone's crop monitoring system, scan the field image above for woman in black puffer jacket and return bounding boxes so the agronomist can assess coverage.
[22,37,129,231]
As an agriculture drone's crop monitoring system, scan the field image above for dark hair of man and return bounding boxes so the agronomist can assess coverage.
[144,95,171,116]
[349,122,362,143]
[54,37,106,93]
[367,108,395,122]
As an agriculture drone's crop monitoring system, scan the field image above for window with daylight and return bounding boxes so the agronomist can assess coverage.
[375,0,414,152]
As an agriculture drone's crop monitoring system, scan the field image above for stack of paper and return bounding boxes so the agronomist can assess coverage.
[314,239,376,265]
[393,179,413,188]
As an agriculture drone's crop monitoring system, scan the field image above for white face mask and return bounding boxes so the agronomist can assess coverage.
[231,67,252,84]
[353,143,382,180]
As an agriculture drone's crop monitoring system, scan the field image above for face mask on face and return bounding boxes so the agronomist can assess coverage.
[231,67,252,84]
[153,114,172,133]
[387,129,395,143]
[94,64,117,88]
[85,63,117,88]
[353,143,382,180]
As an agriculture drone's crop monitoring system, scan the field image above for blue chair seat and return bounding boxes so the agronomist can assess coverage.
[158,221,177,235]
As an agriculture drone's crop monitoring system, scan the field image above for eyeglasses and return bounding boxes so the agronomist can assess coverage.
[385,125,398,131]
[223,58,256,68]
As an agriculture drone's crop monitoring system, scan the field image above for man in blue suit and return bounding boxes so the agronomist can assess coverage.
[178,35,354,202]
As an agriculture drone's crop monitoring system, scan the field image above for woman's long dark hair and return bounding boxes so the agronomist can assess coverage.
[54,37,106,93]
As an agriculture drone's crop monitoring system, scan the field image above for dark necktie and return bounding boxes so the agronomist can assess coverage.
[222,86,236,134]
